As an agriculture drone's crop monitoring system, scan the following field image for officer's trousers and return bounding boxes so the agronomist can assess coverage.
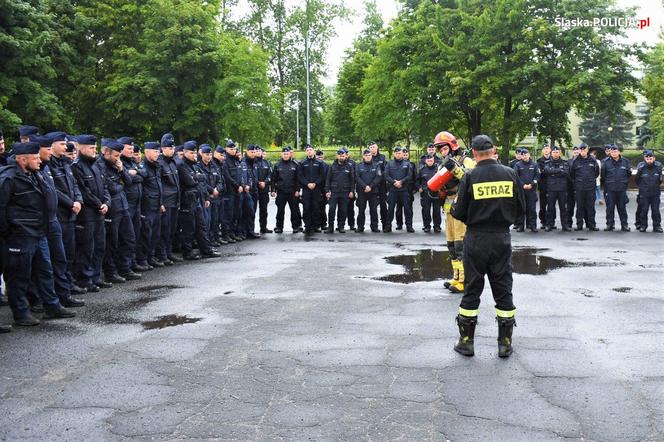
[460,229,515,314]
[566,187,576,227]
[516,190,538,229]
[129,202,141,265]
[356,192,379,230]
[158,207,178,261]
[318,189,327,228]
[275,191,302,230]
[420,192,442,229]
[209,200,222,242]
[103,210,136,276]
[347,195,356,228]
[74,218,105,287]
[221,192,241,235]
[378,185,389,228]
[58,218,76,286]
[241,192,257,234]
[538,188,548,226]
[639,194,661,228]
[4,236,61,320]
[575,189,596,228]
[328,193,350,229]
[605,190,628,227]
[387,191,413,227]
[258,191,270,231]
[45,219,71,302]
[301,188,320,230]
[137,210,161,264]
[546,190,567,228]
[180,205,212,256]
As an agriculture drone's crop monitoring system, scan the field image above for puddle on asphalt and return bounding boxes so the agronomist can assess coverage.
[136,284,184,293]
[142,314,202,330]
[375,248,621,284]
[576,238,588,241]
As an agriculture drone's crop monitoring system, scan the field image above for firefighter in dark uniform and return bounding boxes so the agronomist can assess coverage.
[136,142,163,268]
[298,144,326,234]
[450,135,524,358]
[354,148,382,232]
[513,148,540,232]
[0,141,76,326]
[47,133,87,294]
[543,146,570,231]
[118,137,143,269]
[325,148,355,233]
[255,146,273,234]
[601,145,632,231]
[156,133,181,266]
[570,143,599,231]
[417,154,441,233]
[72,135,111,292]
[635,150,662,232]
[384,147,414,232]
[316,149,329,231]
[271,147,302,233]
[369,142,389,231]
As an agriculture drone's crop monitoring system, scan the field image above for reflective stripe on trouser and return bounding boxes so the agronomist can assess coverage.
[459,307,479,317]
[496,308,516,318]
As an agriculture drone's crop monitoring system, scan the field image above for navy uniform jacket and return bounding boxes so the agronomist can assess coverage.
[121,155,143,208]
[139,158,163,212]
[272,159,300,193]
[372,153,387,173]
[298,157,326,189]
[513,159,541,188]
[542,158,569,192]
[211,158,226,195]
[601,157,631,192]
[255,157,272,193]
[72,155,111,221]
[159,155,180,209]
[0,163,49,238]
[635,161,662,197]
[355,161,382,194]
[96,157,131,216]
[37,164,59,222]
[417,164,438,191]
[49,155,83,222]
[570,156,599,191]
[325,160,355,193]
[536,155,551,190]
[223,153,244,193]
[197,160,223,200]
[419,154,442,168]
[177,158,202,210]
[384,159,413,192]
[241,155,258,193]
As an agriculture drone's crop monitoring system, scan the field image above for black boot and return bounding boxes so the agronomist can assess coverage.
[497,316,516,358]
[454,315,477,356]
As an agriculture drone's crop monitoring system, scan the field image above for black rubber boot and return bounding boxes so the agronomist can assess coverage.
[454,315,477,356]
[497,317,516,358]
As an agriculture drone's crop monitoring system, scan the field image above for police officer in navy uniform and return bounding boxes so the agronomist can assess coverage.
[34,134,85,308]
[98,139,137,282]
[346,151,358,231]
[536,144,552,228]
[419,143,441,168]
[135,141,164,268]
[355,148,382,233]
[72,135,111,292]
[18,125,39,143]
[222,140,244,241]
[635,150,662,232]
[156,133,181,266]
[316,149,329,231]
[198,144,225,245]
[570,143,599,231]
[324,148,355,233]
[513,148,540,232]
[46,133,87,294]
[239,144,260,239]
[211,145,229,242]
[601,145,632,231]
[450,135,524,358]
[0,141,76,327]
[384,146,414,232]
[118,137,143,269]
[178,141,220,260]
[417,154,442,233]
[369,142,389,231]
[542,146,570,231]
[255,146,273,234]
[298,144,326,234]
[271,147,302,233]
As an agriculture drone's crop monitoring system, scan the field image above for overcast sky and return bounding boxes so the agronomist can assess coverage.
[234,0,664,86]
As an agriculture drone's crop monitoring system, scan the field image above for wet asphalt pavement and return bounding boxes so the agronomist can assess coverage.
[1,192,663,441]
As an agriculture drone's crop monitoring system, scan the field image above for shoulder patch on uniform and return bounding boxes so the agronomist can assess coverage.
[472,181,514,200]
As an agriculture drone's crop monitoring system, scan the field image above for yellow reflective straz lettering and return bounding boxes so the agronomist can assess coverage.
[472,181,513,200]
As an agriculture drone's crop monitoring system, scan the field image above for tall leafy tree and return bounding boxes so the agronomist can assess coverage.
[579,110,634,147]
[643,39,664,147]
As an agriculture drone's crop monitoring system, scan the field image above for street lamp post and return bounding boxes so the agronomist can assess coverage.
[290,90,300,151]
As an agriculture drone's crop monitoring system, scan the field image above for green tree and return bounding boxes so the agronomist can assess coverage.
[579,110,634,147]
[643,40,664,146]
